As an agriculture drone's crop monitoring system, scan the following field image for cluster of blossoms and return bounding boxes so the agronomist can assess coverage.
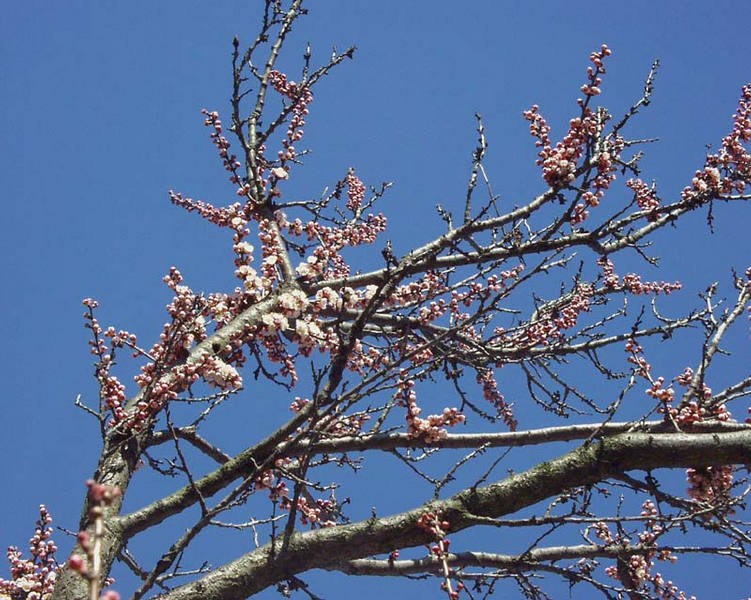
[416,513,464,600]
[197,72,313,203]
[524,45,657,225]
[628,344,730,423]
[0,506,58,600]
[523,105,598,189]
[168,192,247,229]
[113,272,241,428]
[82,298,129,425]
[418,299,449,326]
[343,338,388,377]
[594,501,694,600]
[598,257,682,295]
[345,168,365,212]
[523,45,611,192]
[627,177,661,220]
[84,266,249,430]
[399,373,465,442]
[416,512,450,544]
[525,46,748,227]
[278,289,309,316]
[645,376,674,405]
[287,208,388,280]
[254,469,289,503]
[475,367,516,430]
[578,45,611,99]
[244,279,394,385]
[624,338,651,378]
[294,496,337,528]
[232,220,282,302]
[519,283,593,347]
[672,367,730,424]
[629,346,731,426]
[315,284,376,313]
[686,465,735,516]
[267,70,312,176]
[289,397,310,412]
[255,290,319,381]
[625,343,736,514]
[681,83,751,204]
[684,166,725,201]
[570,134,625,227]
[257,217,286,285]
[202,110,242,182]
[398,341,431,367]
[387,271,447,311]
[576,45,619,215]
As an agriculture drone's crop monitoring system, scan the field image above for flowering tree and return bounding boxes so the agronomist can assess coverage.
[3,2,751,599]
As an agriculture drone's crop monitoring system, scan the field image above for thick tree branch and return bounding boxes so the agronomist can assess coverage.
[152,430,751,600]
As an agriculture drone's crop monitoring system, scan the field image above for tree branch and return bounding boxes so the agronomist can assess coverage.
[152,429,751,600]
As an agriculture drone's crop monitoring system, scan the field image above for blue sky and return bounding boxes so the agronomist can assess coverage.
[2,1,751,598]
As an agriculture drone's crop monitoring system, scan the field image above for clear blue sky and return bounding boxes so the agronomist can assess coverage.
[2,2,750,598]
